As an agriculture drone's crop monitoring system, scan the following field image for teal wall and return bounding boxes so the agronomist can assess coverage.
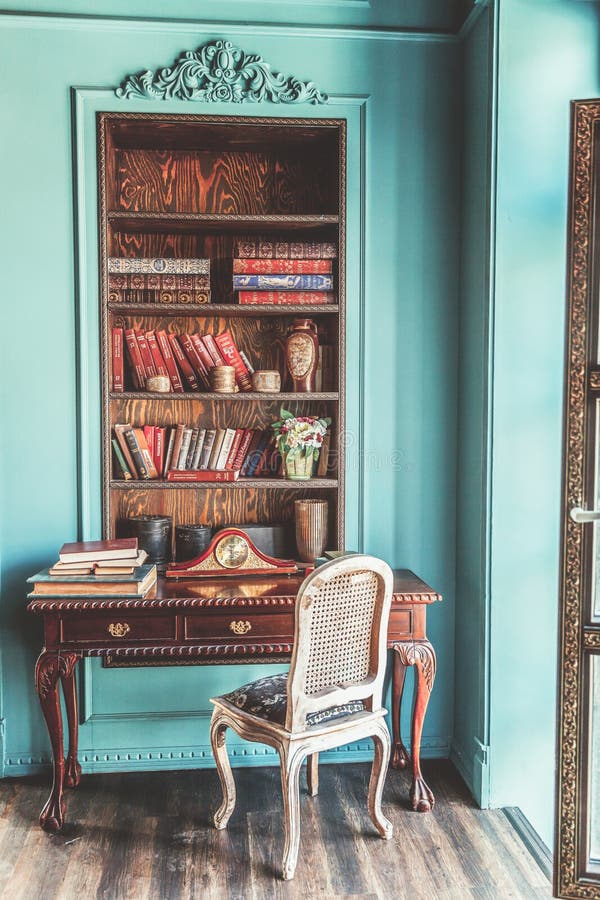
[452,3,493,806]
[490,0,600,847]
[0,8,462,775]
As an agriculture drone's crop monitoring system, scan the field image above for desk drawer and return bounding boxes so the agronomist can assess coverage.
[387,609,413,640]
[60,612,176,643]
[184,610,294,643]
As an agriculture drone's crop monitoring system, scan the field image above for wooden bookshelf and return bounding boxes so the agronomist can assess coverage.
[98,112,345,554]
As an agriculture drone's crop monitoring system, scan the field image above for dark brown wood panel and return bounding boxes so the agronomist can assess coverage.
[183,610,295,641]
[116,149,335,215]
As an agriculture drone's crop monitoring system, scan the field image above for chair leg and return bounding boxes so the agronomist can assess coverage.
[279,745,305,880]
[210,713,236,830]
[307,752,319,797]
[367,721,393,840]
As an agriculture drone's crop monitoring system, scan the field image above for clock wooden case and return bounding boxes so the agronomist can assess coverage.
[98,112,346,556]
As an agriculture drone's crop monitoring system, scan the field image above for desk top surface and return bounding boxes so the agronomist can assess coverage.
[27,568,442,611]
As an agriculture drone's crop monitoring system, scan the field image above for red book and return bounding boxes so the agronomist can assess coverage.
[124,329,146,390]
[168,333,199,391]
[237,291,334,305]
[214,331,252,392]
[233,258,333,274]
[156,331,184,393]
[59,537,138,563]
[179,334,210,388]
[135,331,157,379]
[224,428,244,470]
[153,426,166,477]
[190,334,217,373]
[232,429,254,471]
[112,326,124,393]
[201,334,225,368]
[166,469,240,483]
[145,331,169,379]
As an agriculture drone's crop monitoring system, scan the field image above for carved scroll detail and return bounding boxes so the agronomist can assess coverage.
[116,40,328,105]
[393,641,436,692]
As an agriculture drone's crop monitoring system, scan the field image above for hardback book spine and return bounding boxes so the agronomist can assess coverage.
[207,429,226,470]
[168,333,199,391]
[156,331,184,392]
[190,334,217,373]
[240,430,262,476]
[163,427,176,475]
[215,428,236,470]
[233,240,337,259]
[177,427,194,469]
[133,428,159,478]
[108,257,211,275]
[122,427,150,479]
[179,334,210,388]
[166,469,240,483]
[233,258,333,274]
[108,273,210,290]
[191,428,206,469]
[225,428,244,470]
[239,350,254,375]
[200,334,225,368]
[145,331,169,380]
[237,291,334,305]
[112,326,124,393]
[244,430,270,477]
[143,426,155,466]
[169,425,186,473]
[111,438,132,480]
[124,329,146,390]
[185,428,200,468]
[232,274,333,290]
[113,425,139,479]
[135,331,158,379]
[214,331,253,391]
[109,289,211,304]
[198,429,216,469]
[233,429,254,471]
[153,426,166,477]
[253,434,276,476]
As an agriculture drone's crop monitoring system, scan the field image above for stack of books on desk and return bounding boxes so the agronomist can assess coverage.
[27,538,157,597]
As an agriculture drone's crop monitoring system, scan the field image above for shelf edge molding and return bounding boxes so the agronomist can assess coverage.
[115,39,329,105]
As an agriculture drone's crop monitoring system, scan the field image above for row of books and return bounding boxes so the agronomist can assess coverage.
[27,538,157,597]
[112,424,333,482]
[113,327,253,393]
[232,239,337,306]
[108,258,212,304]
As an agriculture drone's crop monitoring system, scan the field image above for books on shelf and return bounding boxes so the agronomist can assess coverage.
[28,564,157,597]
[232,274,333,291]
[108,273,210,290]
[237,291,334,306]
[59,538,139,563]
[231,239,337,306]
[233,240,337,260]
[112,425,283,481]
[233,258,333,274]
[108,257,210,275]
[114,327,254,393]
[109,289,210,304]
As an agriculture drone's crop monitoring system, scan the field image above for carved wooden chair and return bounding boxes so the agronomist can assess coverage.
[209,554,394,880]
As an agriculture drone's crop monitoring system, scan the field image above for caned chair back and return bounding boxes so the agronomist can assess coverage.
[285,554,394,732]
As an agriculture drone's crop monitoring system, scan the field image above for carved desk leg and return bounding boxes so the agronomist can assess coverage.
[35,651,67,832]
[60,654,81,789]
[392,641,437,812]
[391,650,410,770]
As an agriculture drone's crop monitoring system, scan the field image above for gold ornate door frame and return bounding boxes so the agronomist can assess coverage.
[557,100,600,898]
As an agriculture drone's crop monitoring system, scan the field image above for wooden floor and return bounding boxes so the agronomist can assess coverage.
[0,760,551,899]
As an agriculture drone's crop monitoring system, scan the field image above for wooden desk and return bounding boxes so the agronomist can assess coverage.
[27,568,441,833]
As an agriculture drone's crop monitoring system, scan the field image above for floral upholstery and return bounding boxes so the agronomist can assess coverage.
[220,673,365,728]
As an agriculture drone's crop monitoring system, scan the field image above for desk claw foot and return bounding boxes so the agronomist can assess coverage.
[392,741,410,769]
[410,776,435,812]
[40,792,66,833]
[64,756,82,789]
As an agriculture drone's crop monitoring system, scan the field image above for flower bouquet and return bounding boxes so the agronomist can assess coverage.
[271,408,331,480]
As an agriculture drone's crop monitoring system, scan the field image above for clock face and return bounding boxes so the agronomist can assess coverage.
[214,533,250,569]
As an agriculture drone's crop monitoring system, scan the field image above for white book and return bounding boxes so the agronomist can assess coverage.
[215,428,236,470]
[177,428,193,469]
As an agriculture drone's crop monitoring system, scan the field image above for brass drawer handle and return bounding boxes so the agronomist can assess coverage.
[229,620,251,635]
[107,622,131,638]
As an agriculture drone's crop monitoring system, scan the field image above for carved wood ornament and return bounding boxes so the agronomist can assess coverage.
[116,40,328,105]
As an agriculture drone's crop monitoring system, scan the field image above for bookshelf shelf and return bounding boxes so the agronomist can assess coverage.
[108,212,339,235]
[100,112,345,554]
[110,478,339,490]
[108,303,339,317]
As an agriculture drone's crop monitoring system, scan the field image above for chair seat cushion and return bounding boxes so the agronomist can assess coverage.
[220,673,365,727]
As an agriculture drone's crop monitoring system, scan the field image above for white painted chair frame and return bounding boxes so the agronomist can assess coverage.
[209,554,395,880]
